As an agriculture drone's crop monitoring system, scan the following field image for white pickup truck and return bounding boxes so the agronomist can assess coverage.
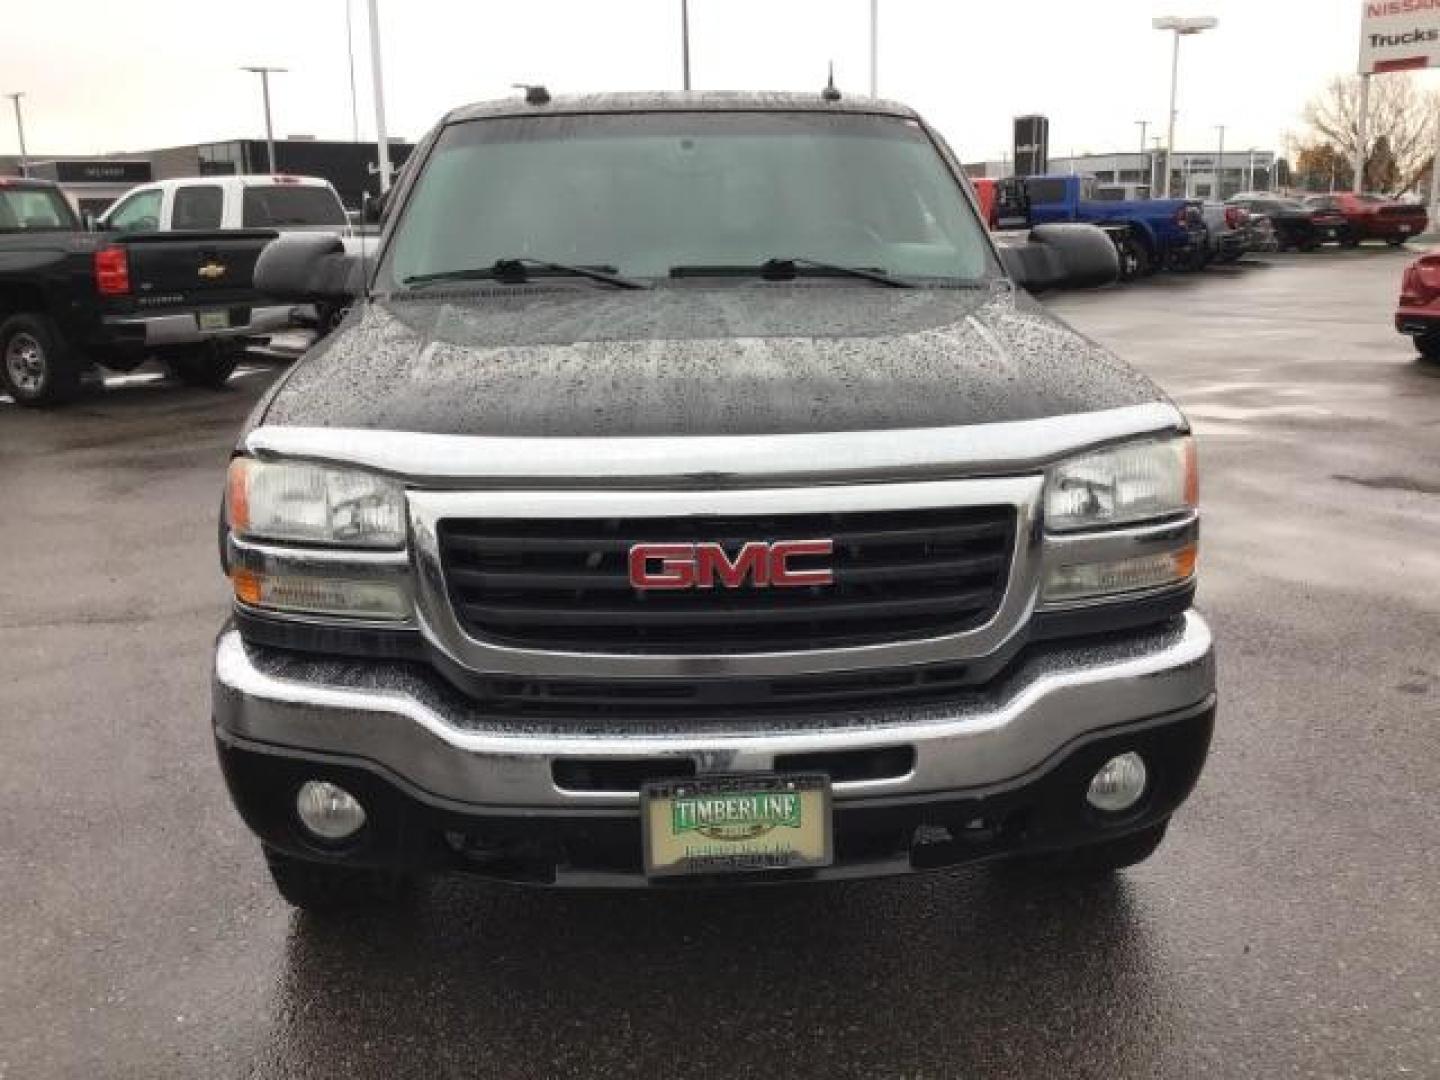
[95,175,368,346]
[97,174,353,237]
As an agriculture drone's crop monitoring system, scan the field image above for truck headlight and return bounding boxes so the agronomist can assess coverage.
[225,458,411,621]
[227,458,406,549]
[1041,436,1199,605]
[1044,436,1196,533]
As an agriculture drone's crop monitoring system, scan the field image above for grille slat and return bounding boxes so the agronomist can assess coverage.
[441,519,1009,554]
[458,588,998,628]
[447,553,1007,592]
[439,505,1015,654]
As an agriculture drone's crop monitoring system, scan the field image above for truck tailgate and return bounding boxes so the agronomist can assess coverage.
[116,230,279,306]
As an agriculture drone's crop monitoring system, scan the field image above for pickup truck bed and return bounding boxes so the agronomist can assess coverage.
[0,177,288,405]
[95,229,291,347]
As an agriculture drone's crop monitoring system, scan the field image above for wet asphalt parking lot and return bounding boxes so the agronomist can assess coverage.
[2,249,1438,1079]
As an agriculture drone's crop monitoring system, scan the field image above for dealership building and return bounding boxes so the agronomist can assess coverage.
[967,148,1279,200]
[0,137,415,216]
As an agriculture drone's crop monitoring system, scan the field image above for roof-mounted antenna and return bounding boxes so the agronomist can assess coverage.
[822,63,841,102]
[512,83,551,106]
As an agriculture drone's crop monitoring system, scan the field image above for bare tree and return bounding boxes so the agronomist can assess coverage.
[1300,74,1440,193]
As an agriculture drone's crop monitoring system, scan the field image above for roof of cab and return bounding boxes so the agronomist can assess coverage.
[0,175,63,190]
[443,91,923,125]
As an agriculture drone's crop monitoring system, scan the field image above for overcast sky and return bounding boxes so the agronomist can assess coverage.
[4,0,1433,162]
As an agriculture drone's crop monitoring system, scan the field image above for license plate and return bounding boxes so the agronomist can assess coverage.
[1399,225,1413,233]
[642,774,832,877]
[198,311,231,331]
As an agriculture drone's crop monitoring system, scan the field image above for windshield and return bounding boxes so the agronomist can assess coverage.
[241,185,347,229]
[0,186,77,232]
[383,111,994,287]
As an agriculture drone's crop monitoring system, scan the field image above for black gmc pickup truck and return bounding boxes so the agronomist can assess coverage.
[0,176,288,405]
[217,92,1215,911]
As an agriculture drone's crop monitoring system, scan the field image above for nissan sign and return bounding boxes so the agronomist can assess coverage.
[1359,0,1440,74]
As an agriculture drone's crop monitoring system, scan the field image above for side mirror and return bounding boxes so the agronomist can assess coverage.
[254,234,361,303]
[999,222,1119,292]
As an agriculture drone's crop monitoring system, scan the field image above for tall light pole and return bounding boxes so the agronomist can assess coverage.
[5,92,27,177]
[367,0,393,191]
[1214,123,1225,198]
[240,66,286,174]
[1152,15,1218,198]
[681,0,692,91]
[1135,119,1149,191]
[344,0,359,142]
[869,0,879,96]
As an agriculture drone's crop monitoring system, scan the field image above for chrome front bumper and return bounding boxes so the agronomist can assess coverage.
[212,611,1215,814]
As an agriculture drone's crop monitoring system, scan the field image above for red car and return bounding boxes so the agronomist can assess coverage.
[1395,253,1440,359]
[1307,193,1428,247]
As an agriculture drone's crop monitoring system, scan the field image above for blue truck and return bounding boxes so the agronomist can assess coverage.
[996,174,1207,279]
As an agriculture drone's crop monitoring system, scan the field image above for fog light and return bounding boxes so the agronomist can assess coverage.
[295,780,366,841]
[1086,752,1148,813]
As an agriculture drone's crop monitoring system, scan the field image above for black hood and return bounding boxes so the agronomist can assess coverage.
[259,284,1165,438]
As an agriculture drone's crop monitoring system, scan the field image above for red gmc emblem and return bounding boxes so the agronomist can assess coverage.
[628,540,835,590]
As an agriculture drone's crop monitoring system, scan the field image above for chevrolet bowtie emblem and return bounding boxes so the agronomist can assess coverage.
[197,261,226,280]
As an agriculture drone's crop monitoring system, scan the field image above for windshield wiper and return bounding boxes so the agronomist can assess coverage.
[404,257,648,290]
[670,258,916,288]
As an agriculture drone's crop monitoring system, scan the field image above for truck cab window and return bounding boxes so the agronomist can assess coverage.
[107,189,162,234]
[172,185,223,230]
[242,186,348,229]
[1024,177,1069,204]
[0,189,74,232]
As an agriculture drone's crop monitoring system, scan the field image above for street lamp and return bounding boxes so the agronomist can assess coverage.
[1135,119,1149,192]
[5,92,27,177]
[344,0,359,142]
[366,0,393,191]
[240,66,286,174]
[1214,123,1225,198]
[1153,15,1218,198]
[870,0,879,97]
[681,0,692,91]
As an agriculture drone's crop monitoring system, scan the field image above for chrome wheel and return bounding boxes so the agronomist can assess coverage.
[4,331,47,395]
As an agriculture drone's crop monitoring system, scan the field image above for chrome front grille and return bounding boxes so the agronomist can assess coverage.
[437,506,1016,655]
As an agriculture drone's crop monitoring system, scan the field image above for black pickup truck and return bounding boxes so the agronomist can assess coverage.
[0,176,288,406]
[214,92,1215,912]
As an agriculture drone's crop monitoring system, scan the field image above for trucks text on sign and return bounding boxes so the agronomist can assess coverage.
[1359,0,1440,73]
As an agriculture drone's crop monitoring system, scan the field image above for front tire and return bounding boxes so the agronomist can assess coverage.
[0,312,85,407]
[1415,332,1440,361]
[263,845,416,912]
[1001,820,1170,877]
[163,341,241,389]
